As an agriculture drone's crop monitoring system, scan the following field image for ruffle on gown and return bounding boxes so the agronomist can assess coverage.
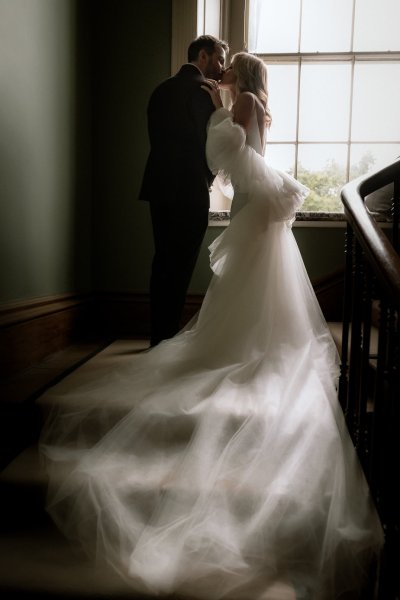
[40,108,384,600]
[206,108,307,226]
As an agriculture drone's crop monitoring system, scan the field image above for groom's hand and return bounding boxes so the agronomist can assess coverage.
[201,79,223,109]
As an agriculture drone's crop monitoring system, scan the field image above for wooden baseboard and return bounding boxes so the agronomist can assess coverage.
[97,270,345,336]
[0,293,97,380]
[94,292,151,337]
[94,291,204,337]
[0,270,344,381]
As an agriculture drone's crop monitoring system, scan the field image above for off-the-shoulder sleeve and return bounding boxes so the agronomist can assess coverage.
[206,108,309,224]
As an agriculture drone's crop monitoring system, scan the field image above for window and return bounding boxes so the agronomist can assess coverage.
[248,0,400,212]
[171,0,400,216]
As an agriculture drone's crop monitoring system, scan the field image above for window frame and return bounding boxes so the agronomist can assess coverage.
[171,0,400,224]
[245,0,400,218]
[256,50,400,177]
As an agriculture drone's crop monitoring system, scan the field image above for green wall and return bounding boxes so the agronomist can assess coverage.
[293,226,345,282]
[191,225,345,294]
[91,0,171,293]
[0,0,345,306]
[0,0,91,303]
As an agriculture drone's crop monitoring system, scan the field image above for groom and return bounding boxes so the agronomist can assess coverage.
[139,35,229,347]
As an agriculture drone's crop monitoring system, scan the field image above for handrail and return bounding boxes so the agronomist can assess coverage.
[341,159,400,305]
[340,159,400,599]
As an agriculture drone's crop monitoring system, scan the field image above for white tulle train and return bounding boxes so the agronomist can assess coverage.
[40,107,384,600]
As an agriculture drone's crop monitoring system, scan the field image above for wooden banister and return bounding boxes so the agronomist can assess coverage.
[340,158,400,600]
[341,159,400,305]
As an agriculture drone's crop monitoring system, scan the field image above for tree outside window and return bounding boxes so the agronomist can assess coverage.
[248,0,400,213]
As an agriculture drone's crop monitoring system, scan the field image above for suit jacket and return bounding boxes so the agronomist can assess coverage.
[139,64,216,204]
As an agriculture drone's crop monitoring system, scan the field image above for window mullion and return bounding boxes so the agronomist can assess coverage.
[346,56,356,182]
[298,0,303,53]
[295,57,302,179]
[351,0,357,52]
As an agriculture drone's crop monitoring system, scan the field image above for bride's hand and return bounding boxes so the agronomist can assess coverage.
[201,79,223,109]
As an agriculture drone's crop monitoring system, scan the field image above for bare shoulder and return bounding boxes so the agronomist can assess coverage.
[234,92,255,114]
[233,92,256,129]
[236,91,256,105]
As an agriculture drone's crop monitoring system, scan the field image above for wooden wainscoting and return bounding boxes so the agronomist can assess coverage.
[93,291,204,338]
[0,293,97,381]
[0,293,102,467]
[94,268,345,337]
[0,269,345,381]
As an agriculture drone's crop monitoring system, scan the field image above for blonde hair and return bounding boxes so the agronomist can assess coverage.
[231,52,272,127]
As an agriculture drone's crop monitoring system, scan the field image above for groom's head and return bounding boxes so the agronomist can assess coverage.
[188,35,229,81]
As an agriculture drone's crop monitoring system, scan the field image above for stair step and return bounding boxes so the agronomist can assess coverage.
[0,435,269,533]
[0,441,196,598]
[0,340,115,470]
[0,526,157,598]
[36,339,151,421]
[0,524,295,599]
[0,340,300,599]
[0,447,296,599]
[0,444,51,531]
[0,340,112,406]
[328,322,379,356]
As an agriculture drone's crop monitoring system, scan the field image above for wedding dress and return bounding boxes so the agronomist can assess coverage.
[40,106,384,600]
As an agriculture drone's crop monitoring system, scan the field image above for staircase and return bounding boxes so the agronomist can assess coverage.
[1,339,302,600]
[0,447,140,598]
[0,341,150,599]
[4,314,375,600]
[339,158,400,599]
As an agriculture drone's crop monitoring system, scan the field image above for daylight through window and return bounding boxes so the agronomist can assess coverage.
[248,0,400,212]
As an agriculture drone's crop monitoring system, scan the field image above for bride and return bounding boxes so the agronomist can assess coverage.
[40,52,384,599]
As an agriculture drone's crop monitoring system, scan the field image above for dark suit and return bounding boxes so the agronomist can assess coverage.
[139,64,216,346]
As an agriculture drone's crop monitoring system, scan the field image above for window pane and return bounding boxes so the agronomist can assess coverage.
[204,0,220,38]
[266,64,298,142]
[265,144,296,174]
[301,0,352,52]
[297,144,347,212]
[299,64,351,141]
[350,144,400,179]
[352,62,400,142]
[209,177,231,211]
[354,0,400,51]
[244,0,399,215]
[248,0,300,53]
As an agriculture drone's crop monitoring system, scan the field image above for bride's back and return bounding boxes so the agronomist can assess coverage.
[233,91,265,156]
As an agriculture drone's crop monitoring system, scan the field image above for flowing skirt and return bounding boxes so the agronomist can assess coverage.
[40,191,384,599]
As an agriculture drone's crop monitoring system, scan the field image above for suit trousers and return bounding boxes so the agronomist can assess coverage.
[149,190,209,346]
